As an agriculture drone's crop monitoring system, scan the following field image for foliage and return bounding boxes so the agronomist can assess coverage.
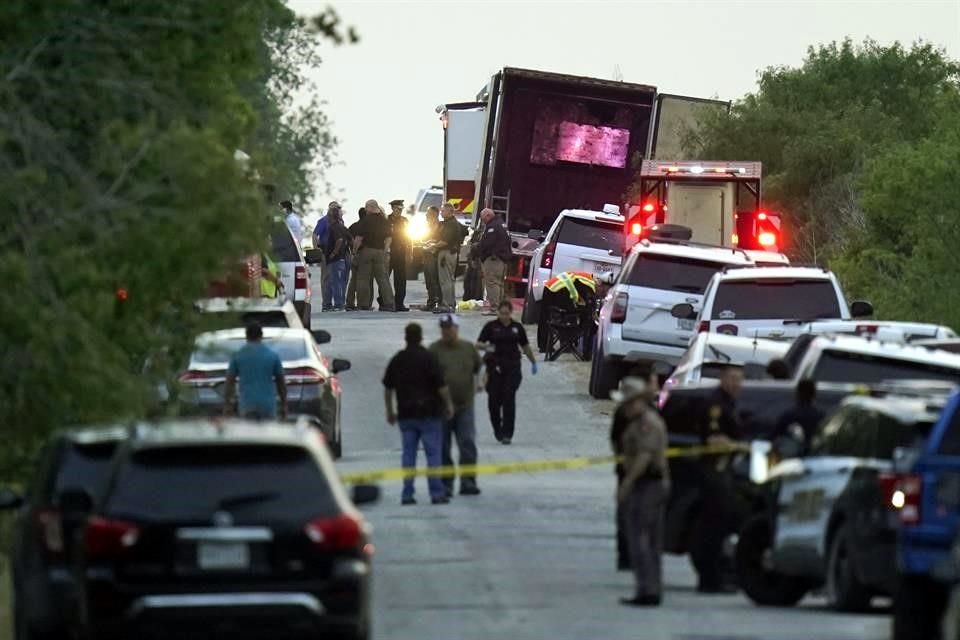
[681,38,960,266]
[0,1,352,481]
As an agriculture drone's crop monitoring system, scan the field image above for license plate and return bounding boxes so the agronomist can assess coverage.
[197,542,249,570]
[677,319,695,331]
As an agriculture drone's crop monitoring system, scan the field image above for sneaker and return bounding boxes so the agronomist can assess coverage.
[460,486,481,496]
[431,496,450,505]
[395,306,410,312]
[345,306,358,312]
[620,595,661,607]
[401,496,416,505]
[501,438,512,445]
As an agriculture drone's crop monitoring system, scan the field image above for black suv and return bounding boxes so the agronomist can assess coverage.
[64,419,379,640]
[0,426,126,640]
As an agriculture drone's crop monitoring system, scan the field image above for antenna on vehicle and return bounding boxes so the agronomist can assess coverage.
[613,64,623,82]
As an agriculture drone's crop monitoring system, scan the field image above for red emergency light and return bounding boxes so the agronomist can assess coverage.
[757,232,777,247]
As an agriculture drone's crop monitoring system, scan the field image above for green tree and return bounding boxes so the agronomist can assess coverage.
[0,1,352,480]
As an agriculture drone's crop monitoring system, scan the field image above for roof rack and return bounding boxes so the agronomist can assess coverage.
[774,262,829,272]
[640,237,753,260]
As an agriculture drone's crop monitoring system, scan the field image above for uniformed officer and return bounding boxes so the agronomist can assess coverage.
[613,375,669,607]
[387,199,410,312]
[691,363,745,594]
[476,300,538,444]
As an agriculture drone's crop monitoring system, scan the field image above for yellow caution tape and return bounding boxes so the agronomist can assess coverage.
[339,443,749,484]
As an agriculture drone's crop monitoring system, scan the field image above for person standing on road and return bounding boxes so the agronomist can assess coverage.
[345,207,366,311]
[613,375,669,607]
[383,322,455,505]
[355,199,395,311]
[476,207,512,312]
[477,300,538,444]
[223,322,287,420]
[435,203,464,313]
[772,378,824,453]
[422,205,442,310]
[323,207,352,311]
[429,313,483,497]
[281,200,303,241]
[387,199,410,312]
[313,201,341,311]
[691,364,745,594]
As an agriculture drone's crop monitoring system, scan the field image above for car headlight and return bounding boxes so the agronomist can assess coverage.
[407,217,428,242]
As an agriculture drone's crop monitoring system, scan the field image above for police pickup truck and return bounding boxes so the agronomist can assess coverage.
[734,389,951,611]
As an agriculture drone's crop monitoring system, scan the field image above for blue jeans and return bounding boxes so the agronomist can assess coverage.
[325,258,347,309]
[399,418,445,500]
[442,407,478,492]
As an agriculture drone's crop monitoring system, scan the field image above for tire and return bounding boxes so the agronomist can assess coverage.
[826,523,872,612]
[521,288,540,325]
[588,341,620,399]
[894,574,947,640]
[735,516,809,607]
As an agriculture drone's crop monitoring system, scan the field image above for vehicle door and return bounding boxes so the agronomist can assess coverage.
[551,216,623,281]
[270,224,306,304]
[773,406,871,563]
[620,254,729,347]
[913,399,960,557]
[709,278,843,340]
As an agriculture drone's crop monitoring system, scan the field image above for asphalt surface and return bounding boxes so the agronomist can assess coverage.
[316,274,891,640]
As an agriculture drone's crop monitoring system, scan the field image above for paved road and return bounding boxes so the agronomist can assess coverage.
[314,276,891,640]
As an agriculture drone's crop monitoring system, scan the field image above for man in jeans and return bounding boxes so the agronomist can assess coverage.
[323,207,352,310]
[223,322,287,420]
[435,203,465,313]
[476,207,511,312]
[383,322,455,505]
[429,313,482,497]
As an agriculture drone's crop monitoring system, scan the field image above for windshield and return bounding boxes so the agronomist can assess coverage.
[104,445,336,521]
[623,254,728,293]
[712,279,841,320]
[191,335,308,364]
[270,225,301,261]
[418,192,443,212]
[556,217,623,256]
[812,350,960,385]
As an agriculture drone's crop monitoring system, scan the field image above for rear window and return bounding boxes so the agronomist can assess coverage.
[53,442,118,497]
[812,350,960,385]
[105,445,336,521]
[270,226,301,262]
[556,218,623,256]
[192,336,308,364]
[623,254,728,293]
[712,279,841,320]
[200,311,292,331]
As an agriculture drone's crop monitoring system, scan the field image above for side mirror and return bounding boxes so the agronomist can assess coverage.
[331,358,351,374]
[304,248,325,265]
[0,487,23,511]
[773,435,804,460]
[311,329,332,345]
[850,300,874,318]
[58,487,93,528]
[351,484,380,506]
[527,229,546,242]
[671,303,695,320]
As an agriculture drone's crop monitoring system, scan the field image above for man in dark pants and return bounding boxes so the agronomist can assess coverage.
[476,207,512,311]
[772,378,824,453]
[429,313,483,497]
[614,375,669,607]
[345,208,366,311]
[691,364,745,594]
[422,206,442,310]
[477,300,538,444]
[387,199,410,312]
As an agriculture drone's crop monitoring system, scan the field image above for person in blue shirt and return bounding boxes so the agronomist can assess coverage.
[313,202,339,311]
[223,323,288,420]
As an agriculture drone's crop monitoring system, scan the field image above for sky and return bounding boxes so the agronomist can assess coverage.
[288,0,960,221]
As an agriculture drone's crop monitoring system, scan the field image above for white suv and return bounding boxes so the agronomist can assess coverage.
[522,206,624,324]
[673,266,872,342]
[589,240,761,398]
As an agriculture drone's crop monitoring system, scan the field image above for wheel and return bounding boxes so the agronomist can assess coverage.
[894,574,947,640]
[588,341,620,399]
[521,288,540,325]
[734,516,809,607]
[826,523,872,611]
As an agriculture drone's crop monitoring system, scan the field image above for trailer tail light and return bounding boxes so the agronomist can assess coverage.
[285,367,325,385]
[541,242,556,269]
[630,222,643,236]
[610,292,629,324]
[698,321,711,333]
[305,513,364,551]
[757,232,777,247]
[717,324,738,336]
[84,517,141,558]
[642,202,656,213]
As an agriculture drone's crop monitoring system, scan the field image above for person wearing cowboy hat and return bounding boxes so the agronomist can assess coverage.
[612,374,669,607]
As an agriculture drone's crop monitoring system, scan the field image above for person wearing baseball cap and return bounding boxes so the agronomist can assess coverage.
[428,313,483,496]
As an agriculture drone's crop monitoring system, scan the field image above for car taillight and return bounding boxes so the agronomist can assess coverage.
[295,265,308,289]
[698,321,711,333]
[540,242,556,269]
[285,367,325,385]
[84,517,141,558]
[305,513,364,551]
[717,324,738,336]
[179,370,217,383]
[610,292,628,323]
[35,508,65,556]
[856,325,879,334]
[881,472,922,525]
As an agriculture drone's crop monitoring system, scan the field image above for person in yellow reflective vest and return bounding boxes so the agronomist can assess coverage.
[260,253,281,298]
[538,271,598,353]
[543,271,596,304]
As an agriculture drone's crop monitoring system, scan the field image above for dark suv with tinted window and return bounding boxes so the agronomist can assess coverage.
[0,426,126,640]
[65,419,378,640]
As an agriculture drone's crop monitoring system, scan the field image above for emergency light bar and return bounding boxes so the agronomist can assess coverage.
[658,165,747,175]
